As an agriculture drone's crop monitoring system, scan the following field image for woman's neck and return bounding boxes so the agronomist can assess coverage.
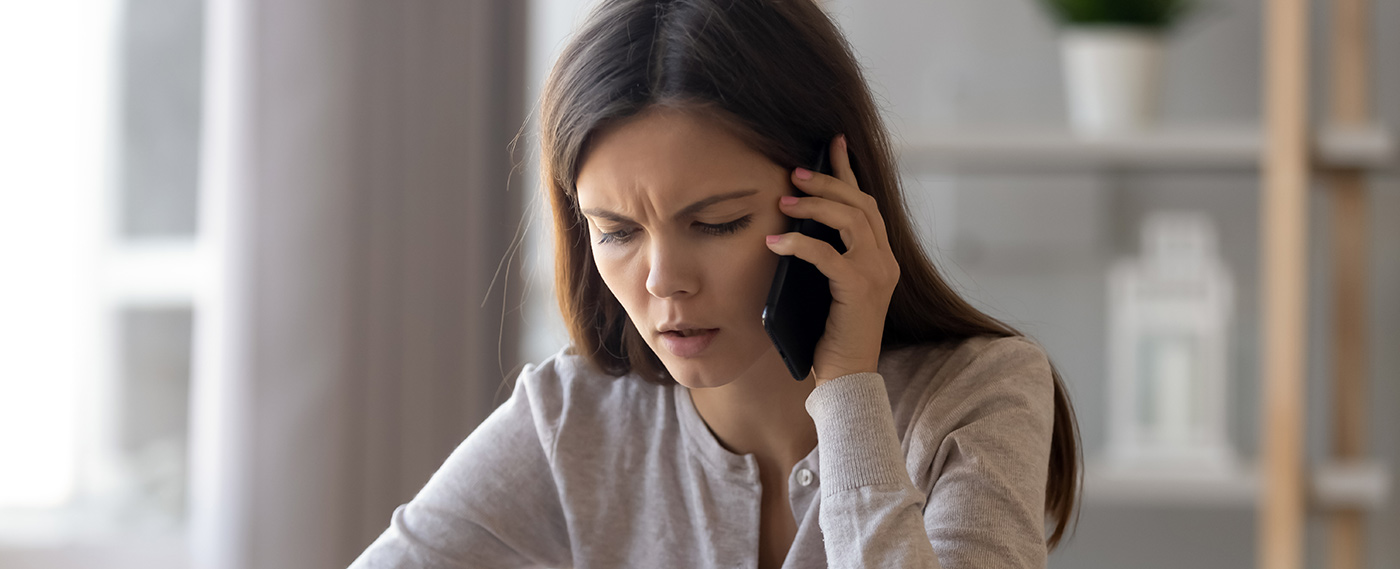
[687,355,818,469]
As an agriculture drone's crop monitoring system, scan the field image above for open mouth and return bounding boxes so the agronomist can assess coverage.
[660,328,719,358]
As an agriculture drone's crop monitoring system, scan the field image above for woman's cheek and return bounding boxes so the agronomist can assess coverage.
[699,237,772,303]
[748,250,781,301]
[590,248,624,292]
[594,249,646,305]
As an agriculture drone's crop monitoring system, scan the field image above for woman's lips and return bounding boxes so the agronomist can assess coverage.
[660,328,719,358]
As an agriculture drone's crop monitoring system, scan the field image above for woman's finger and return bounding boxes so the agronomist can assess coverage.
[764,231,852,282]
[830,134,857,189]
[791,135,891,252]
[778,195,873,254]
[790,166,856,204]
[765,229,895,314]
[833,134,891,252]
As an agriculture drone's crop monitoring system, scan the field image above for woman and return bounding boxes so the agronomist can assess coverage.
[352,0,1080,567]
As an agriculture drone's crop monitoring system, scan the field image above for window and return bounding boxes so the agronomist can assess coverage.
[0,0,204,564]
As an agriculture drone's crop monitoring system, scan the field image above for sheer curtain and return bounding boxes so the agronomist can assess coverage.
[195,1,528,567]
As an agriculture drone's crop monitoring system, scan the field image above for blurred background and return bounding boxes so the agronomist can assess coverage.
[0,0,1395,568]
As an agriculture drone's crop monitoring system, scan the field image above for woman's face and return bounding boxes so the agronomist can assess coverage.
[575,107,794,389]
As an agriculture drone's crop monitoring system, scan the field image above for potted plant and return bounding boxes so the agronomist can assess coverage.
[1036,0,1196,134]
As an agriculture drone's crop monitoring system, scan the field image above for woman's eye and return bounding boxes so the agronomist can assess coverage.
[697,215,753,236]
[596,228,634,245]
[594,215,753,246]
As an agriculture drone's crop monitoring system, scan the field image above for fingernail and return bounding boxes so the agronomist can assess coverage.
[766,235,781,244]
[838,134,847,150]
[794,167,812,180]
[780,196,799,206]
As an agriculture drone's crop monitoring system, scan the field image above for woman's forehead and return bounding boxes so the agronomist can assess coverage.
[575,111,787,210]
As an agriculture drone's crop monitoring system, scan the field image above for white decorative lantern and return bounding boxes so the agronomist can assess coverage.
[1105,211,1236,476]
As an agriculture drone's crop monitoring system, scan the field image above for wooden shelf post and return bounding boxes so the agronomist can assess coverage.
[1326,0,1372,568]
[1259,0,1311,567]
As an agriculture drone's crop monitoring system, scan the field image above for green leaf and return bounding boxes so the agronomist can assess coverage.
[1035,0,1196,29]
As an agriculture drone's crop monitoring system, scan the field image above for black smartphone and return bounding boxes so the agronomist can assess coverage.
[761,144,847,381]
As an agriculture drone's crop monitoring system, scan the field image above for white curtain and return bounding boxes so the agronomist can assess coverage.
[193,1,529,567]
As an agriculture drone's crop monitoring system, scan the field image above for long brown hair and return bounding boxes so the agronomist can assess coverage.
[538,0,1080,549]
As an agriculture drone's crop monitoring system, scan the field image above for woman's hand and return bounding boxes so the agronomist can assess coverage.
[764,134,900,385]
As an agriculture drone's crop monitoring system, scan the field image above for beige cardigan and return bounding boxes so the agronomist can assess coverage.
[350,335,1054,568]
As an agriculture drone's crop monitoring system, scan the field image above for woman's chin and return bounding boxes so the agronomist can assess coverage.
[660,347,775,390]
[665,366,737,390]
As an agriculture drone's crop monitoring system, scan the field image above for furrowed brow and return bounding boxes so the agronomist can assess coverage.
[581,189,759,223]
[674,190,761,218]
[579,210,633,224]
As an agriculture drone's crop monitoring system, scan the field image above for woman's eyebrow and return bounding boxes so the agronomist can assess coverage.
[580,189,759,223]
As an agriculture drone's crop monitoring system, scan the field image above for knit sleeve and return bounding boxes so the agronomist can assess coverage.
[805,338,1055,569]
[805,372,943,569]
[348,364,572,569]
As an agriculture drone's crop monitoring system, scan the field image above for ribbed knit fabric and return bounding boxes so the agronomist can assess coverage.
[350,335,1056,569]
[805,372,908,494]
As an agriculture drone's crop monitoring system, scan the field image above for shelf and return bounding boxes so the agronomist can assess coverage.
[1084,458,1392,510]
[896,124,1395,172]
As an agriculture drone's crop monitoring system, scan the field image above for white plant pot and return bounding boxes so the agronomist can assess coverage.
[1060,27,1165,135]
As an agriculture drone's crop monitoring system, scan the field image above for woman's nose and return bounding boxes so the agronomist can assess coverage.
[644,241,699,299]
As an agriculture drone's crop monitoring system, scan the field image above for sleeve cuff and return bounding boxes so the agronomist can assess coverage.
[804,372,908,494]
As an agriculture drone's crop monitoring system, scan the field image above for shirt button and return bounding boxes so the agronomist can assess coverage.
[797,468,815,487]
